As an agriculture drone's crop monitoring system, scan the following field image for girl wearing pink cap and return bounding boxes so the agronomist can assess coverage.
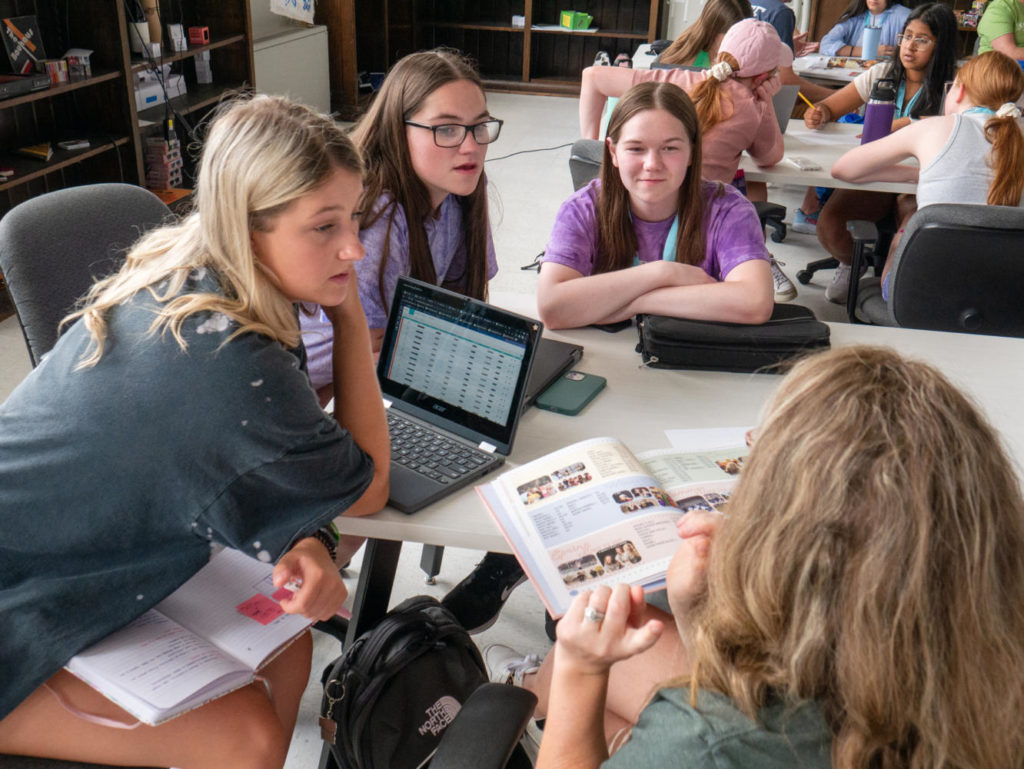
[580,19,791,185]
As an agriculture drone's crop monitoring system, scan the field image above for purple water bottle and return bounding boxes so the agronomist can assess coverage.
[861,78,896,144]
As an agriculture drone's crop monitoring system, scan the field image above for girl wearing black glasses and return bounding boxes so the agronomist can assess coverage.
[300,48,502,393]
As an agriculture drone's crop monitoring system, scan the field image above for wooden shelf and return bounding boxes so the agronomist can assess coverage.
[0,1,254,218]
[530,27,649,39]
[129,35,248,73]
[422,21,524,33]
[0,71,123,110]
[0,135,131,192]
[138,84,236,123]
[352,0,659,101]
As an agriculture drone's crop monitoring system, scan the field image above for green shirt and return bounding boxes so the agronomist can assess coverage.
[602,687,832,768]
[978,0,1024,52]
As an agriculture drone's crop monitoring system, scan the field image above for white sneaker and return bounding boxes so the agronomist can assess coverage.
[824,262,852,304]
[770,258,797,302]
[484,643,541,687]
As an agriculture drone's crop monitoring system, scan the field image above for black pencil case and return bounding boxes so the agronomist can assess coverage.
[635,304,831,373]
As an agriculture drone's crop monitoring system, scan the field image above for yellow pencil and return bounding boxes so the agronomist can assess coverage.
[797,91,816,110]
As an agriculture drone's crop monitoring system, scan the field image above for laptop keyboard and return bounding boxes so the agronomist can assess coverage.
[387,411,493,484]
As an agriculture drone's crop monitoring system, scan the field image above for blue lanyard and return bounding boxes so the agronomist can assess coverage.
[895,79,922,119]
[965,106,995,115]
[631,215,680,266]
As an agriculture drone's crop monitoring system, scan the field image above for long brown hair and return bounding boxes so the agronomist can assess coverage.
[659,0,752,66]
[691,346,1024,768]
[350,48,490,315]
[957,51,1024,206]
[597,82,711,274]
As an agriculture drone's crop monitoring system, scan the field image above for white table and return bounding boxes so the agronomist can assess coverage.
[335,291,1024,640]
[739,123,917,194]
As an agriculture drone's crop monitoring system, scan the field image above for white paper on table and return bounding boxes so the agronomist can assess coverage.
[665,427,751,452]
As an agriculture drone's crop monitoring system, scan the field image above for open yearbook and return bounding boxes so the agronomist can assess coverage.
[478,436,748,618]
[65,548,311,725]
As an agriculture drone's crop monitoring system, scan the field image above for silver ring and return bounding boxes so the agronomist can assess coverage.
[583,606,605,623]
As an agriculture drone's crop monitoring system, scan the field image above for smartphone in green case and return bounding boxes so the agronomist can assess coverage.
[536,371,607,416]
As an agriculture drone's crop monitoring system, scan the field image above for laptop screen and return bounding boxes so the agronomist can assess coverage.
[377,277,542,454]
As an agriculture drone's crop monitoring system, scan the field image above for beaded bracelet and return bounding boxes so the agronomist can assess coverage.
[312,521,340,563]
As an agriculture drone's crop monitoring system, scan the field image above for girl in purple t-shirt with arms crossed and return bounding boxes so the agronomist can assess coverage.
[537,82,774,330]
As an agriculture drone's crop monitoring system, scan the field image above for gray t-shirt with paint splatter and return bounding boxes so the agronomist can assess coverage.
[0,269,373,719]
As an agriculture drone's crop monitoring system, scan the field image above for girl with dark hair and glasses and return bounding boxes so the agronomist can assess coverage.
[300,48,502,387]
[800,2,957,303]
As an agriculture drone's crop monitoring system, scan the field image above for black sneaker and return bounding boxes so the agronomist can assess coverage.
[441,552,526,634]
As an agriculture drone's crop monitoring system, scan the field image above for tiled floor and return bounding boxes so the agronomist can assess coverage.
[0,90,851,769]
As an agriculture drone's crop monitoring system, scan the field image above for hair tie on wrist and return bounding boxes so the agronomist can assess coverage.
[709,61,733,82]
[996,102,1022,119]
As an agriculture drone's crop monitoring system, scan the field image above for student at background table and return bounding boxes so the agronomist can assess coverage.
[820,0,910,57]
[580,20,790,184]
[539,81,774,330]
[831,50,1024,299]
[802,2,957,303]
[0,95,389,769]
[658,0,754,68]
[488,345,1024,769]
[977,0,1024,58]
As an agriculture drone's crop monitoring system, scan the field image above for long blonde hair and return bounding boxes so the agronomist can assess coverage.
[65,95,363,366]
[691,346,1024,768]
[956,51,1024,206]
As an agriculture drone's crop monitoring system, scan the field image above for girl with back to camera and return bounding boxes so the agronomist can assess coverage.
[580,19,790,185]
[658,0,753,68]
[300,48,500,401]
[831,50,1024,299]
[802,2,957,302]
[490,346,1024,768]
[538,81,774,330]
[0,95,389,768]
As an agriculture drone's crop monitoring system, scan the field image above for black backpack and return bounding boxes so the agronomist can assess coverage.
[320,595,488,769]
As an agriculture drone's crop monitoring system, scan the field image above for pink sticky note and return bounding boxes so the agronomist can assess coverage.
[236,594,285,625]
[271,586,294,602]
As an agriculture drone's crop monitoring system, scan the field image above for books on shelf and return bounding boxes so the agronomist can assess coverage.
[477,436,748,617]
[16,142,52,161]
[65,548,311,726]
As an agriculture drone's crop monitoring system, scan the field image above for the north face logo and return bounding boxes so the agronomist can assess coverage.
[418,695,462,736]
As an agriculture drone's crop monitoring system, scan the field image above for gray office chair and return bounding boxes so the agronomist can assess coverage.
[0,183,173,367]
[846,203,1024,336]
[0,184,171,769]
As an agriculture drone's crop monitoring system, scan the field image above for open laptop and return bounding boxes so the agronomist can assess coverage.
[378,277,544,513]
[772,85,801,134]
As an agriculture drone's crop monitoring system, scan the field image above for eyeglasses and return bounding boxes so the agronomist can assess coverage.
[896,34,935,48]
[404,119,504,148]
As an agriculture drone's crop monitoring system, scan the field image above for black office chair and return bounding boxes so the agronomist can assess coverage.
[568,138,788,241]
[794,210,895,288]
[0,183,173,367]
[845,203,1024,336]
